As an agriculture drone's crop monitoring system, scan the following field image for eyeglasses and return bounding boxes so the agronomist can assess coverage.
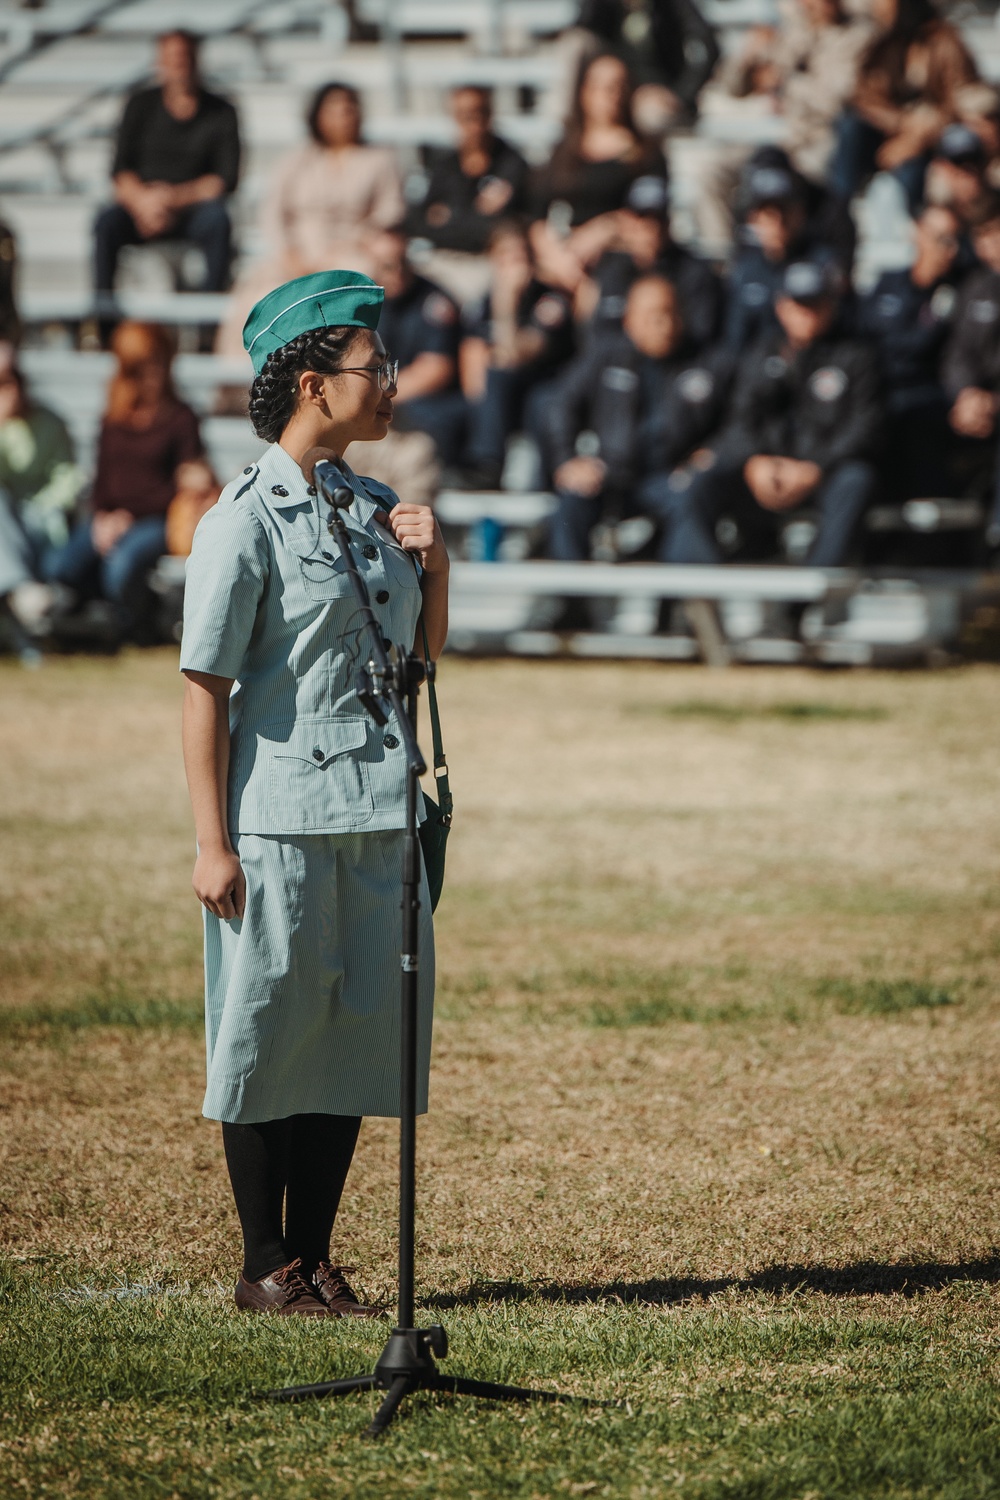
[333,359,399,392]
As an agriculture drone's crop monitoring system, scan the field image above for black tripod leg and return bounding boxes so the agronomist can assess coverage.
[431,1374,580,1406]
[266,1374,378,1403]
[364,1373,412,1439]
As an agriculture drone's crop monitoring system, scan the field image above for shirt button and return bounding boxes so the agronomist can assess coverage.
[375,589,389,604]
[362,544,378,560]
[383,733,399,749]
[243,466,253,474]
[312,746,324,761]
[307,485,316,496]
[271,484,288,497]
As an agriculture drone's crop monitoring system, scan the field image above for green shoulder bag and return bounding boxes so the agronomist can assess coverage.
[418,617,452,912]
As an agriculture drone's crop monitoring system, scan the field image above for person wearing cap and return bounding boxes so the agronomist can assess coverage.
[542,272,731,560]
[668,259,882,568]
[457,219,575,490]
[366,228,467,468]
[723,155,851,354]
[858,202,964,501]
[179,270,449,1317]
[925,122,991,235]
[942,193,1000,548]
[578,173,722,351]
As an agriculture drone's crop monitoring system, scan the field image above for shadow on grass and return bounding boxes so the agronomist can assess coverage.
[424,1255,1000,1310]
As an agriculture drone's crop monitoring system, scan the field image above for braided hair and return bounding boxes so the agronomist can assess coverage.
[248,325,360,443]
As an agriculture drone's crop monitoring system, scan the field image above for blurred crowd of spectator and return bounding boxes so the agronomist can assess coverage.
[5,2,1000,645]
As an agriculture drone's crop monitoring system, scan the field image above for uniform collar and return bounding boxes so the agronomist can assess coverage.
[256,443,314,512]
[258,445,379,524]
[258,442,393,546]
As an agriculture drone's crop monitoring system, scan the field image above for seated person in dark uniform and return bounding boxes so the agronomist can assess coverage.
[724,154,852,353]
[858,202,963,500]
[369,227,466,465]
[94,30,240,296]
[941,194,1000,548]
[543,272,731,560]
[669,261,882,567]
[406,86,529,254]
[459,220,574,488]
[579,173,722,349]
[926,123,992,242]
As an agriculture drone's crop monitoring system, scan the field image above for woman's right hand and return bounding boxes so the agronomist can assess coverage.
[192,846,246,920]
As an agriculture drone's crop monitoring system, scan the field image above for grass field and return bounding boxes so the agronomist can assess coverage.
[2,649,999,1499]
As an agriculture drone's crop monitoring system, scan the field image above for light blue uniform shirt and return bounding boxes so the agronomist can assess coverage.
[180,442,424,837]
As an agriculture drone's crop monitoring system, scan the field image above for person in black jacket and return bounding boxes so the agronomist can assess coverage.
[941,194,1000,544]
[582,173,722,349]
[369,229,466,465]
[459,220,575,488]
[544,272,731,559]
[94,31,240,295]
[406,86,529,255]
[858,202,963,500]
[724,154,853,352]
[577,0,720,124]
[669,260,882,565]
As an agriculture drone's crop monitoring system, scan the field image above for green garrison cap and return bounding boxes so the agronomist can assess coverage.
[243,270,384,375]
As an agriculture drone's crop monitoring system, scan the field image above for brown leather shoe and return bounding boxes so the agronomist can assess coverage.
[312,1261,385,1318]
[234,1257,329,1316]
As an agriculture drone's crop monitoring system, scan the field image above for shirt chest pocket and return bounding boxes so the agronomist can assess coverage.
[293,530,419,601]
[297,550,357,601]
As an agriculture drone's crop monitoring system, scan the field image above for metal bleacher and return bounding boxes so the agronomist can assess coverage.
[3,0,1000,664]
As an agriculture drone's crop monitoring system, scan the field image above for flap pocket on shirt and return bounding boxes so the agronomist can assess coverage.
[297,551,357,599]
[268,718,368,768]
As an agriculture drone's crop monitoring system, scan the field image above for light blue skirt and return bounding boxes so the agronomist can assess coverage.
[202,831,435,1124]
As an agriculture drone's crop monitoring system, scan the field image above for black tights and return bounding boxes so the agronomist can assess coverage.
[221,1113,362,1282]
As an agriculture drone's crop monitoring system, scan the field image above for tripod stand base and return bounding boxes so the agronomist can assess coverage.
[265,1324,580,1438]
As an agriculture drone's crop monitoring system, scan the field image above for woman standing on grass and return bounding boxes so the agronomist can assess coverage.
[180,270,449,1316]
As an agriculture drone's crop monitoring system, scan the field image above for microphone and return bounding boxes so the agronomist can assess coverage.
[300,446,354,510]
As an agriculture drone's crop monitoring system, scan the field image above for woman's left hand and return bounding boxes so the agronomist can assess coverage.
[380,503,450,575]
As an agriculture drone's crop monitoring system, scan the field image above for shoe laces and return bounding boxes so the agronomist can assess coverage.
[270,1257,319,1304]
[314,1261,358,1300]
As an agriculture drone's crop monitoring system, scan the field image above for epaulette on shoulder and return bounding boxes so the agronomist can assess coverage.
[220,464,260,505]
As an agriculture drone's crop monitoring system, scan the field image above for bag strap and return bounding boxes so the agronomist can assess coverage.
[358,473,452,818]
[420,613,453,821]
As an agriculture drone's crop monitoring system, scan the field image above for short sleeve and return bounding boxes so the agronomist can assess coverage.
[207,97,241,194]
[111,93,145,177]
[179,498,269,679]
[171,402,204,469]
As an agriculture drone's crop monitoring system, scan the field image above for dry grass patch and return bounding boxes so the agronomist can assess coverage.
[1,651,999,1496]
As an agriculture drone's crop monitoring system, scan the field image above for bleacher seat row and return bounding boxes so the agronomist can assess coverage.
[3,0,1000,667]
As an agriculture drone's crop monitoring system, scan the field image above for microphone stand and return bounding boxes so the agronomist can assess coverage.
[265,471,578,1438]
